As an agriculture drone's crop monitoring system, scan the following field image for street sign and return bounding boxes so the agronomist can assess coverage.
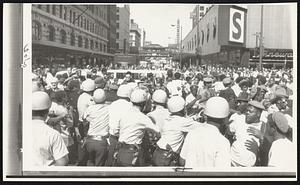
[229,8,245,43]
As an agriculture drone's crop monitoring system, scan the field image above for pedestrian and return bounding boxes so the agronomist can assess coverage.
[116,89,160,166]
[82,89,109,166]
[153,96,198,166]
[179,97,231,167]
[219,77,238,112]
[28,91,69,167]
[166,71,184,97]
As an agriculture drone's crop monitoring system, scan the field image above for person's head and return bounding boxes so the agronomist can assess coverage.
[32,91,52,120]
[167,96,186,116]
[258,75,267,85]
[235,76,244,84]
[53,90,67,105]
[245,101,264,124]
[239,80,249,92]
[125,71,132,82]
[223,77,232,88]
[152,89,168,106]
[236,93,249,113]
[130,89,148,111]
[50,77,59,89]
[93,89,106,104]
[94,77,106,89]
[101,68,107,75]
[268,77,275,87]
[81,79,96,94]
[174,72,181,80]
[186,76,192,84]
[265,112,290,140]
[271,88,289,110]
[117,84,132,101]
[203,77,213,88]
[190,85,198,97]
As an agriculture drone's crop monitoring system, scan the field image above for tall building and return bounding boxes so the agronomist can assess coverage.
[190,5,213,29]
[176,19,180,48]
[142,29,146,47]
[129,19,141,54]
[116,5,130,54]
[107,5,117,54]
[32,5,113,66]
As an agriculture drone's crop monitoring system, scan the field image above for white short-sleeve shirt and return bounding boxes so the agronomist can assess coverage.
[147,106,170,132]
[77,92,95,122]
[180,123,231,168]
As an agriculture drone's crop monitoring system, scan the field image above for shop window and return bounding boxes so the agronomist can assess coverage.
[48,25,55,41]
[60,29,66,44]
[78,36,83,47]
[70,33,75,46]
[32,21,41,40]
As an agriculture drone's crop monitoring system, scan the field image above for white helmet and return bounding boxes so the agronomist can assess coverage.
[117,84,132,98]
[167,96,185,113]
[204,97,229,118]
[32,91,52,110]
[130,89,148,103]
[93,89,106,103]
[81,79,96,92]
[152,90,167,104]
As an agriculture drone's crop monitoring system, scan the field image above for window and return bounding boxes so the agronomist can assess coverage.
[70,33,75,46]
[90,40,94,49]
[59,5,63,18]
[52,5,56,16]
[60,29,66,44]
[95,42,98,49]
[69,10,72,23]
[200,6,204,11]
[100,43,102,51]
[84,18,86,30]
[64,7,67,20]
[73,12,76,24]
[37,5,42,9]
[87,20,89,31]
[48,25,55,41]
[46,5,50,13]
[32,21,41,40]
[85,38,89,48]
[80,17,83,28]
[78,36,83,47]
[116,23,119,28]
[103,44,106,52]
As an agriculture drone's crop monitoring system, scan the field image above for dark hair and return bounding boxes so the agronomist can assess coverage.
[186,76,192,81]
[132,101,146,107]
[206,116,225,124]
[174,72,181,79]
[235,76,244,84]
[32,109,49,117]
[126,71,132,76]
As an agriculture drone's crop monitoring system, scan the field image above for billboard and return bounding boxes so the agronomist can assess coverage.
[229,8,245,43]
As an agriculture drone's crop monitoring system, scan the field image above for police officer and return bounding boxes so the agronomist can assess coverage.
[76,79,96,165]
[106,84,133,166]
[116,89,160,166]
[28,91,69,167]
[179,97,231,167]
[82,89,109,166]
[153,96,198,166]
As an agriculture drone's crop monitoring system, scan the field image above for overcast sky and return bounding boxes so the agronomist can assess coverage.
[129,4,196,47]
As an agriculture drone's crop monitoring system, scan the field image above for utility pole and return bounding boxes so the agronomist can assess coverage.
[259,5,264,71]
[180,26,182,69]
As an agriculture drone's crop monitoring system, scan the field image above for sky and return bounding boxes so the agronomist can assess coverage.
[128,4,196,47]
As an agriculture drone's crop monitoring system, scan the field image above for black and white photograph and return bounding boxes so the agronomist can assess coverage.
[3,3,297,181]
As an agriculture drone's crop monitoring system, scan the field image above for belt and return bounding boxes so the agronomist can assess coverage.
[86,135,107,141]
[118,142,140,151]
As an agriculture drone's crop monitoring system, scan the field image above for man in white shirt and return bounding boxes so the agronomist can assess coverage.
[179,97,231,168]
[265,112,295,169]
[153,96,198,166]
[82,89,109,166]
[116,89,160,166]
[76,79,95,165]
[230,101,265,167]
[106,84,133,166]
[28,91,69,167]
[167,72,184,97]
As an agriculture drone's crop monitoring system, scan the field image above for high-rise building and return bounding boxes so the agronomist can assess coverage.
[32,5,113,66]
[142,29,146,47]
[107,5,117,54]
[129,19,141,54]
[176,19,180,49]
[116,5,130,54]
[190,5,213,28]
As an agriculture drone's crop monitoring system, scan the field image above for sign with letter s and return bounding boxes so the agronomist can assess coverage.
[229,8,245,43]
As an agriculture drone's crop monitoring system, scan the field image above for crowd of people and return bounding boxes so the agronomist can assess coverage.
[29,63,295,168]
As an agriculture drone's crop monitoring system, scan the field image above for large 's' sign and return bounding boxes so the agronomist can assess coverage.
[229,8,245,43]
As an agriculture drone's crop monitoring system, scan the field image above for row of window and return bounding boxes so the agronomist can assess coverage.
[36,5,108,39]
[185,23,217,51]
[32,21,107,52]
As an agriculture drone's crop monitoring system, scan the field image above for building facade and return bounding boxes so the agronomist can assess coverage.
[107,5,117,55]
[190,4,212,29]
[182,4,294,68]
[116,5,130,54]
[129,19,141,54]
[32,4,113,67]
